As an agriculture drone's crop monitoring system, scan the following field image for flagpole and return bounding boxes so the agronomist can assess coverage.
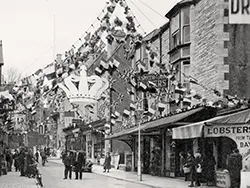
[53,14,56,61]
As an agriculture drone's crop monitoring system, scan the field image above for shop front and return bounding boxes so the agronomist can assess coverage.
[173,108,250,188]
[107,106,206,177]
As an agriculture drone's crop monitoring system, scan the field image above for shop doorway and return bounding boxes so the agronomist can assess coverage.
[216,137,237,170]
[143,136,151,174]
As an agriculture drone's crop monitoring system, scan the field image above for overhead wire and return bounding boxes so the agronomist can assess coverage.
[127,0,158,29]
[136,0,168,21]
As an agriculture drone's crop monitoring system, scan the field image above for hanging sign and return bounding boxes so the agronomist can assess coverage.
[136,73,168,88]
[229,0,250,24]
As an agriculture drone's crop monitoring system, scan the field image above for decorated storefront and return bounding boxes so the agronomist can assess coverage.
[173,108,250,188]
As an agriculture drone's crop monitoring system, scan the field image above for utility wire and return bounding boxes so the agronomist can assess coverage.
[136,0,168,21]
[20,46,53,76]
[128,0,157,29]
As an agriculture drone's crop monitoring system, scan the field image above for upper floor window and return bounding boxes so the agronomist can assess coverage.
[170,13,180,49]
[182,7,190,43]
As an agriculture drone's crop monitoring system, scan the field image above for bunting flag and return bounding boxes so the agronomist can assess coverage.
[113,59,120,68]
[158,102,167,109]
[123,109,130,117]
[139,82,147,90]
[183,97,192,106]
[175,86,187,95]
[95,67,103,75]
[129,103,136,111]
[114,111,120,117]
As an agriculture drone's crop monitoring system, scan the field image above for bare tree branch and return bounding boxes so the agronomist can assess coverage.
[6,68,22,84]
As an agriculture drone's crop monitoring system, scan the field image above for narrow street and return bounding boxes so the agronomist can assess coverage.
[39,161,151,188]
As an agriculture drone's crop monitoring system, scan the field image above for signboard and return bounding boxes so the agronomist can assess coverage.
[204,124,250,188]
[229,0,250,24]
[136,73,168,88]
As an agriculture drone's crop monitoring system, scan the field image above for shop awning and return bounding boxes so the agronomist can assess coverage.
[172,108,250,139]
[106,107,204,140]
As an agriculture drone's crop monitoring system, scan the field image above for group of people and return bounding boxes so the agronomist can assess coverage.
[0,148,13,176]
[179,148,243,188]
[62,150,111,180]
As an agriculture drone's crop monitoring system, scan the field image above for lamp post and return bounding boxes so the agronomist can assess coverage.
[137,120,142,181]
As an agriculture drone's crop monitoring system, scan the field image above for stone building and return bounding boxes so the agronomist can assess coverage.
[106,0,250,180]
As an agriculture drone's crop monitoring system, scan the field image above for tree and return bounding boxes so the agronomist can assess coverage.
[5,68,22,84]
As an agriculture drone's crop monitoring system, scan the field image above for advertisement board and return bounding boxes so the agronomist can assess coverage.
[229,0,250,24]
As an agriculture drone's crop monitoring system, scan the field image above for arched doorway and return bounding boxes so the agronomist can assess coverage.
[205,136,237,170]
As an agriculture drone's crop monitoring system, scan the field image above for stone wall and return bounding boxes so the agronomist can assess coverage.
[190,0,229,102]
[225,24,250,98]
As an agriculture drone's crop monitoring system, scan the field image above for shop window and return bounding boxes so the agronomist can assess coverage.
[182,7,190,43]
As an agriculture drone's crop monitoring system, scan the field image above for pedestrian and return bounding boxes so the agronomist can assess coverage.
[179,152,187,180]
[103,152,111,173]
[204,152,216,186]
[184,151,195,187]
[19,149,25,176]
[35,150,39,163]
[193,150,203,187]
[63,151,74,180]
[227,149,242,188]
[13,149,19,172]
[74,151,85,180]
[6,150,12,171]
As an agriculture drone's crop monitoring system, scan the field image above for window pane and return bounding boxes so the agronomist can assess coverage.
[183,26,190,43]
[183,63,190,82]
[172,31,180,48]
[183,7,190,25]
[171,13,179,34]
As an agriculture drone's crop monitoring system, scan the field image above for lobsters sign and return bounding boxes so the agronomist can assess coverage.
[229,0,250,24]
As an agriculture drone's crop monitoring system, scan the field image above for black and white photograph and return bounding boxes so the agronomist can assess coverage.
[0,0,250,187]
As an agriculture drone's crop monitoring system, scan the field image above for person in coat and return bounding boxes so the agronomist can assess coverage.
[193,151,203,187]
[103,152,111,173]
[13,149,19,172]
[204,153,216,186]
[184,151,195,187]
[227,149,242,188]
[35,151,39,163]
[63,151,74,179]
[179,152,186,180]
[74,152,85,180]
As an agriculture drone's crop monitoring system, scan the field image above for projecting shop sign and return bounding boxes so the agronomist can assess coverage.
[229,0,250,24]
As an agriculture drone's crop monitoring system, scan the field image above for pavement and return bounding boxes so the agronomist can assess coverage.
[49,158,218,188]
[0,171,37,188]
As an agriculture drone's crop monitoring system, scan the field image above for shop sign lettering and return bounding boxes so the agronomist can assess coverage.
[136,73,168,88]
[206,125,250,135]
[229,0,250,24]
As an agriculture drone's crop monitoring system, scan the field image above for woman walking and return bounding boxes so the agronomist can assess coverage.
[103,152,111,173]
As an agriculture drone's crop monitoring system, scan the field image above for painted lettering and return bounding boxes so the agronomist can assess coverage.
[232,0,240,14]
[242,0,250,14]
[240,142,250,147]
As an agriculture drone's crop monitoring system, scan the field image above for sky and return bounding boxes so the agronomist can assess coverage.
[0,0,180,80]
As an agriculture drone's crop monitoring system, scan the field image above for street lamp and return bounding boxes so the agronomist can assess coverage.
[138,119,142,181]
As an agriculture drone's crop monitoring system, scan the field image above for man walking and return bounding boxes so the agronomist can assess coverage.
[63,151,74,180]
[74,151,85,180]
